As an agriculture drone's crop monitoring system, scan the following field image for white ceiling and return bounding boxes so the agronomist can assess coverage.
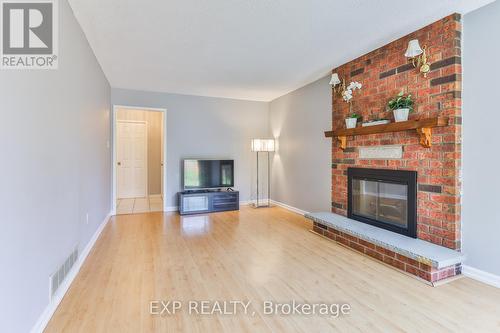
[69,0,495,102]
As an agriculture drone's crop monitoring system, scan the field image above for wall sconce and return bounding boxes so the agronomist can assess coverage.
[329,73,345,94]
[405,39,431,77]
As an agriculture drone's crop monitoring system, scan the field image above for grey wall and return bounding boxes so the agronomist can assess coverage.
[269,76,332,213]
[111,89,269,207]
[0,1,111,332]
[462,0,500,276]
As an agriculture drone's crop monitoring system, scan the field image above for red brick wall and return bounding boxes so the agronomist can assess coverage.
[331,14,462,250]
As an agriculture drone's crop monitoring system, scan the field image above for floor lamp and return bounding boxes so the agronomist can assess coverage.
[251,139,275,208]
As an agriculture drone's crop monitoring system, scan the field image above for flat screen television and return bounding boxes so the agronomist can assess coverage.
[183,159,234,190]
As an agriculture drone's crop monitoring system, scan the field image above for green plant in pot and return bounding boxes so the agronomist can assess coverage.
[388,91,414,122]
[345,113,361,129]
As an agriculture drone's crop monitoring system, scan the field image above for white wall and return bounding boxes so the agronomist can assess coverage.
[0,1,111,332]
[111,89,269,207]
[462,0,500,277]
[269,76,332,213]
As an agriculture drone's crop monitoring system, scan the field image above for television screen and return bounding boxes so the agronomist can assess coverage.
[183,159,234,189]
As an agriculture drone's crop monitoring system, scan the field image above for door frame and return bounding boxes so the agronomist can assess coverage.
[116,120,148,199]
[112,105,167,215]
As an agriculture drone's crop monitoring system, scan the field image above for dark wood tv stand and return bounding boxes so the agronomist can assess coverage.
[178,189,239,215]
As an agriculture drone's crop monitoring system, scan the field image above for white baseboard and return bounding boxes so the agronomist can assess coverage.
[164,206,178,212]
[270,199,309,216]
[462,265,500,288]
[241,199,270,206]
[243,198,308,216]
[30,212,112,333]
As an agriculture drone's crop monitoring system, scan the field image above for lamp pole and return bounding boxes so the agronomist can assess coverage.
[255,151,271,208]
[256,151,259,207]
[267,151,270,207]
[252,139,274,208]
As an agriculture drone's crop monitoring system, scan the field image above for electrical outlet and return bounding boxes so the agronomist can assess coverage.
[86,213,89,224]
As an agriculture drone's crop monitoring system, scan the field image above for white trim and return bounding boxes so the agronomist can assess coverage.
[244,199,270,207]
[164,206,178,212]
[160,112,164,196]
[463,265,500,288]
[270,199,309,216]
[30,213,112,333]
[113,105,166,112]
[112,105,168,214]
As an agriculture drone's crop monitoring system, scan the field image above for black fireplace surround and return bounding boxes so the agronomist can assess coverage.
[348,168,417,238]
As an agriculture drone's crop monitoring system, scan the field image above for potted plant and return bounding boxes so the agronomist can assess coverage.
[342,81,363,128]
[345,113,361,129]
[388,91,414,122]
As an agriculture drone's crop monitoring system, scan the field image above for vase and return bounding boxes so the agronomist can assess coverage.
[393,108,410,122]
[345,118,357,129]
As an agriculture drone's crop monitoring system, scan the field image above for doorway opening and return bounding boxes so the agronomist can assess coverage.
[112,106,166,214]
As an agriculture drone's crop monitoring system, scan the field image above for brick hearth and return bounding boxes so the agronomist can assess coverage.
[307,213,464,284]
[312,222,460,283]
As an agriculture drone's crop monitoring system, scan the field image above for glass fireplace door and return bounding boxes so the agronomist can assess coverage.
[348,168,417,238]
[351,179,408,229]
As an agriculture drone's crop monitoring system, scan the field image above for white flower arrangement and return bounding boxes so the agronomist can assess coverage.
[342,81,362,102]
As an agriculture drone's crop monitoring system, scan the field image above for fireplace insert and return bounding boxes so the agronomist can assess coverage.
[347,168,417,238]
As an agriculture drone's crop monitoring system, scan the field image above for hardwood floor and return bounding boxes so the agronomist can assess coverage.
[45,207,500,333]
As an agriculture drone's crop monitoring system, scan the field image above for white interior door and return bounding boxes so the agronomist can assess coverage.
[117,121,148,198]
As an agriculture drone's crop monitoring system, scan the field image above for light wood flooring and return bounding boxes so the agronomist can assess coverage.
[45,206,500,332]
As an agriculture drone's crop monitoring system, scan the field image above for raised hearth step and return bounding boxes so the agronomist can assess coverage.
[305,212,465,269]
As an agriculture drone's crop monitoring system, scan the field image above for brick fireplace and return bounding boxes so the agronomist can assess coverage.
[314,14,463,284]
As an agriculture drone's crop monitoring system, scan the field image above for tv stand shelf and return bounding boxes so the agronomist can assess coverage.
[178,190,239,215]
[324,117,449,150]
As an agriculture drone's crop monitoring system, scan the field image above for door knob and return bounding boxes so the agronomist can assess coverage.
[117,162,121,166]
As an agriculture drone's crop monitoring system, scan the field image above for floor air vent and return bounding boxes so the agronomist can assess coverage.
[50,247,78,299]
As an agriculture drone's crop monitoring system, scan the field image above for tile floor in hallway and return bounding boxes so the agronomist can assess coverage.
[116,195,163,214]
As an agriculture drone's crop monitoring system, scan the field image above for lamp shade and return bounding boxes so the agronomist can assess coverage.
[251,139,275,152]
[329,73,341,86]
[405,39,423,58]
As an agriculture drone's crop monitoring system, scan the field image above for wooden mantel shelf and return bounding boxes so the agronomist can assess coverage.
[324,116,449,150]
